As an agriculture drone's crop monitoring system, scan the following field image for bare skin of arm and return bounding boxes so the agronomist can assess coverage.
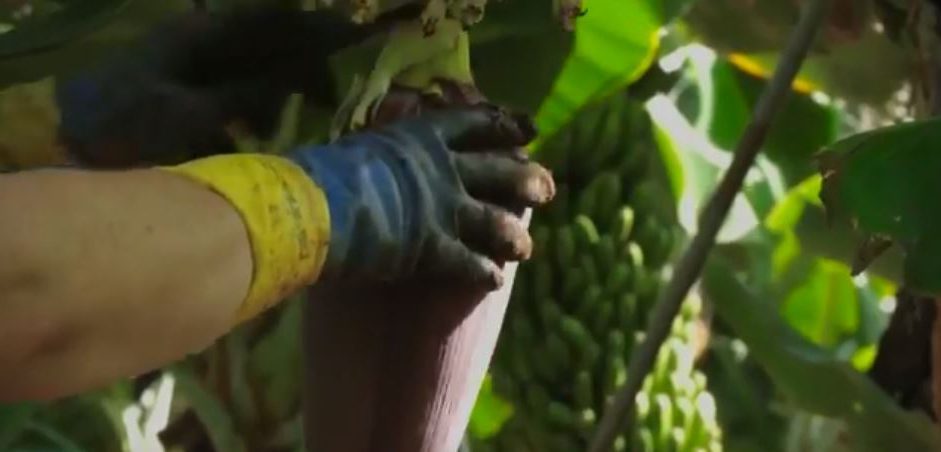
[0,168,253,402]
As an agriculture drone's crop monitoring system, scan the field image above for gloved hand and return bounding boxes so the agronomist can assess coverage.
[289,107,554,289]
[163,106,554,322]
[48,4,419,168]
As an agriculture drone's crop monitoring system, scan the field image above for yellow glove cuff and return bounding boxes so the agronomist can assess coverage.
[159,154,330,325]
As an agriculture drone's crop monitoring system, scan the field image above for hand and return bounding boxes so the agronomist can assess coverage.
[288,107,555,289]
[54,5,419,167]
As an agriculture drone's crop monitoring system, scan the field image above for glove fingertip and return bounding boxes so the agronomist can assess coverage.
[462,251,504,292]
[479,257,505,291]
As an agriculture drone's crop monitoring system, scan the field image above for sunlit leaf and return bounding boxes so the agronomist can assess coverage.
[467,374,514,440]
[692,56,839,187]
[702,257,941,452]
[765,175,822,278]
[781,258,859,348]
[766,176,823,233]
[646,93,759,242]
[532,0,662,142]
[701,59,750,151]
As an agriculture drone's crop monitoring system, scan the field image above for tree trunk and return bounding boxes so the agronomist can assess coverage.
[301,213,529,452]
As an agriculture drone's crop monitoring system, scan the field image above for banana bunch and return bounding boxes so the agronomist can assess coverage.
[475,94,722,451]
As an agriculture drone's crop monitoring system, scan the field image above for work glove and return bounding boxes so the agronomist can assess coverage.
[290,107,554,289]
[0,4,420,169]
[164,106,555,323]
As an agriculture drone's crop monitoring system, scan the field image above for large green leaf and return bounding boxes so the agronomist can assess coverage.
[817,119,941,294]
[28,395,124,452]
[20,421,87,452]
[764,175,822,280]
[702,337,787,452]
[0,402,39,448]
[646,91,760,243]
[467,373,514,440]
[781,258,859,349]
[0,0,192,87]
[471,30,571,114]
[702,256,941,452]
[691,56,839,187]
[531,0,663,142]
[171,364,247,452]
[0,0,131,58]
[705,59,751,150]
[249,296,305,422]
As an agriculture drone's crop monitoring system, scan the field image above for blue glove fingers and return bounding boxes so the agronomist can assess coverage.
[456,199,532,262]
[427,235,504,290]
[453,152,556,206]
[427,108,537,151]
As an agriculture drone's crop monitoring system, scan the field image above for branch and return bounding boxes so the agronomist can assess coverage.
[587,1,834,450]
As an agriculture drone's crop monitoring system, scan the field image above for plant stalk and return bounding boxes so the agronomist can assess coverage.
[588,1,833,450]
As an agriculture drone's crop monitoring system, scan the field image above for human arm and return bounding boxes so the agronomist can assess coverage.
[0,167,254,401]
[0,108,554,402]
[0,6,553,401]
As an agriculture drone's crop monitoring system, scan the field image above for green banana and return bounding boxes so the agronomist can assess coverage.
[508,340,534,382]
[561,267,589,309]
[532,225,552,256]
[638,427,655,452]
[574,371,594,410]
[582,98,621,174]
[546,333,572,373]
[568,98,608,181]
[525,384,552,415]
[593,172,622,227]
[610,206,636,245]
[617,293,638,336]
[554,225,577,268]
[483,95,720,452]
[595,235,618,271]
[532,344,557,383]
[545,184,571,225]
[575,178,600,219]
[574,285,604,322]
[654,394,674,451]
[604,262,632,296]
[607,330,626,355]
[627,241,645,270]
[511,315,536,346]
[580,254,600,289]
[539,299,564,332]
[590,300,615,336]
[573,215,600,249]
[533,260,554,303]
[546,401,578,427]
[602,354,627,395]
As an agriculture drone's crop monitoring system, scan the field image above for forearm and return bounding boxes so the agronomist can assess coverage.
[0,167,253,401]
